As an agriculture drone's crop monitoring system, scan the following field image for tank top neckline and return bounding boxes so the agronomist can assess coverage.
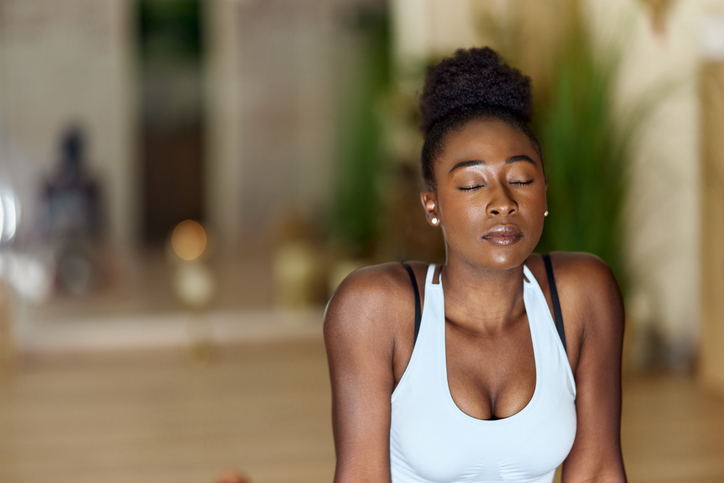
[425,263,542,426]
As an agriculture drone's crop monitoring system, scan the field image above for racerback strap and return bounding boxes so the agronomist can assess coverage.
[401,263,422,344]
[543,254,567,353]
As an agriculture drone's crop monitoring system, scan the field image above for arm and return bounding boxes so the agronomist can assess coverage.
[324,266,404,482]
[557,254,626,482]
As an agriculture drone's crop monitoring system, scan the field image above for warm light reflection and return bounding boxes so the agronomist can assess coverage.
[171,220,207,261]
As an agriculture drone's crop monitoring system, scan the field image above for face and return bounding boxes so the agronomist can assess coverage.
[421,118,547,270]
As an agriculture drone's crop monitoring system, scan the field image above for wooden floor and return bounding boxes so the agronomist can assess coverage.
[621,375,724,482]
[0,338,722,483]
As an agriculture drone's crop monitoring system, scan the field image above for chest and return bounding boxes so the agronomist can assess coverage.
[444,314,536,421]
[389,267,577,482]
[390,322,576,483]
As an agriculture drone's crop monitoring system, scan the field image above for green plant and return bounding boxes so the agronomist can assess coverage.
[330,8,391,257]
[137,0,203,61]
[532,9,665,293]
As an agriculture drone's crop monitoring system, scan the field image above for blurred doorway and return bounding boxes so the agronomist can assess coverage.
[137,0,205,245]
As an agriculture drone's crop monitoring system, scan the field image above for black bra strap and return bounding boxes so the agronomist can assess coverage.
[401,263,422,344]
[542,254,567,353]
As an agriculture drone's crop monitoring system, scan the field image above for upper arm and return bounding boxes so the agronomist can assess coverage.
[557,254,627,482]
[324,265,406,483]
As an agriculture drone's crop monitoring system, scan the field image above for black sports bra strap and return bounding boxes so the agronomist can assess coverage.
[401,263,422,344]
[542,254,567,353]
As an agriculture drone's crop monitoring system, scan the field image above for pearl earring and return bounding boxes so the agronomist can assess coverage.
[431,217,439,225]
[544,210,549,217]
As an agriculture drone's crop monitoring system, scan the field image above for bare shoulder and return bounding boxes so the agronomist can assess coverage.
[547,252,621,307]
[527,252,624,373]
[324,261,425,341]
[529,250,619,292]
[325,262,419,319]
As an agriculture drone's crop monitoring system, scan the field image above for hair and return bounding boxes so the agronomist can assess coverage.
[418,47,541,189]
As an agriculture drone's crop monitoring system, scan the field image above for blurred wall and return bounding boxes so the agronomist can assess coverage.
[204,0,243,246]
[0,0,137,248]
[391,0,475,72]
[206,0,371,248]
[0,5,5,130]
[700,60,724,393]
[591,0,724,367]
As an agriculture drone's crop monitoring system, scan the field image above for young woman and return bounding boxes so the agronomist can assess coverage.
[324,47,626,483]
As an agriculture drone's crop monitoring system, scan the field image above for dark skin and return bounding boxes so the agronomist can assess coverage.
[324,119,626,482]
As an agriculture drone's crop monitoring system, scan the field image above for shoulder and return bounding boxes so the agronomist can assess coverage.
[324,261,426,342]
[527,251,620,305]
[526,252,624,364]
[325,262,420,318]
[548,252,621,310]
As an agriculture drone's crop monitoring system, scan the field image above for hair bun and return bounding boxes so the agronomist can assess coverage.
[419,47,532,135]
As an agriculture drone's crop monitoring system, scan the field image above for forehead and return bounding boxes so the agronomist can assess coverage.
[438,118,539,166]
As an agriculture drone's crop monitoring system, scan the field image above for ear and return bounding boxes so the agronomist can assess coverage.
[420,190,439,226]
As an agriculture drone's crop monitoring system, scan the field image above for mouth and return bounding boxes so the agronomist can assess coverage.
[482,225,524,246]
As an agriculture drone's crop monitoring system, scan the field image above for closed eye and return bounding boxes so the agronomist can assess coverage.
[459,185,484,191]
[510,180,533,186]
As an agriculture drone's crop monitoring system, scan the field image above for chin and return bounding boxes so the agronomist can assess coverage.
[446,236,537,271]
[454,252,526,272]
[486,256,526,271]
[478,245,533,270]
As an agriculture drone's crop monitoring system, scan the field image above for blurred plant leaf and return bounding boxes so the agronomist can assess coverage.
[533,6,673,293]
[330,7,391,257]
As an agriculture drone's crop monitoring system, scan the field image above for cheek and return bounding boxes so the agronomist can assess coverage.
[438,196,485,226]
[523,186,547,213]
[526,191,548,235]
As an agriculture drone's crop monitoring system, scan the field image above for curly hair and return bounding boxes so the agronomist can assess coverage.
[418,47,541,189]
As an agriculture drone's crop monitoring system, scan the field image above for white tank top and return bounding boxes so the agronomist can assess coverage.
[390,264,577,482]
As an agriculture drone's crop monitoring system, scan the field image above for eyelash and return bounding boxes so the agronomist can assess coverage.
[459,180,533,191]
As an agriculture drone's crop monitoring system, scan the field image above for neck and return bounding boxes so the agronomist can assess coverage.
[440,256,527,335]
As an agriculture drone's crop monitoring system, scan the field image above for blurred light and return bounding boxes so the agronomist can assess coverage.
[173,261,215,310]
[0,189,19,244]
[0,197,4,242]
[701,16,724,60]
[171,219,207,261]
[3,193,17,241]
[7,254,52,303]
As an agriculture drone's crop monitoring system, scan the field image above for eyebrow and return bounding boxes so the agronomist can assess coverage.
[448,154,537,174]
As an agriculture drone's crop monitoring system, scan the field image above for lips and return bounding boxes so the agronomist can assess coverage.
[482,225,524,246]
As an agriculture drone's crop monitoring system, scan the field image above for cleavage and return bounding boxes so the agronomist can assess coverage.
[444,313,536,421]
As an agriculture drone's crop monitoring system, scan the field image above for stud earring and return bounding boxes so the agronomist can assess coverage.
[544,210,549,217]
[431,217,439,225]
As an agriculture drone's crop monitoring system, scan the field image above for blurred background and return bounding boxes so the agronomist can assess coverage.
[0,0,724,481]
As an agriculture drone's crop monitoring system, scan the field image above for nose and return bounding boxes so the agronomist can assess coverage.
[487,185,517,216]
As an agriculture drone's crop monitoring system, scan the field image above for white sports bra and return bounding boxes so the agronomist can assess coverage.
[390,264,577,483]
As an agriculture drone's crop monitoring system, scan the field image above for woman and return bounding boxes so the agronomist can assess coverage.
[324,47,626,483]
